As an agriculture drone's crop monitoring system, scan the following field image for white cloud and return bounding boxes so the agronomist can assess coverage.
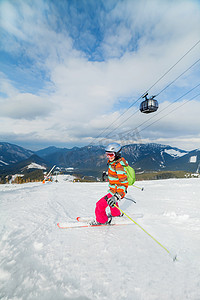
[0,73,18,97]
[0,0,200,150]
[0,93,53,119]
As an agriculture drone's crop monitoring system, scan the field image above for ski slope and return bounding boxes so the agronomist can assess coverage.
[0,176,200,300]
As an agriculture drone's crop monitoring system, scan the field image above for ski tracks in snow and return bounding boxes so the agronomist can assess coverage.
[1,179,200,299]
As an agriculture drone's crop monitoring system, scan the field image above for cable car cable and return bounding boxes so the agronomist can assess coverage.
[90,39,200,144]
[136,82,200,132]
[102,110,139,140]
[155,57,200,97]
[103,80,200,141]
[113,83,200,140]
[145,39,200,93]
[89,95,142,145]
[137,91,200,135]
[139,57,200,113]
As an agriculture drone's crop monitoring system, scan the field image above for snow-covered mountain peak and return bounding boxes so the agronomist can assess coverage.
[164,148,188,158]
[26,163,46,170]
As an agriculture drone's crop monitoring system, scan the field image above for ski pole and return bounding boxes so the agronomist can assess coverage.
[114,204,177,261]
[133,185,144,191]
[124,197,136,203]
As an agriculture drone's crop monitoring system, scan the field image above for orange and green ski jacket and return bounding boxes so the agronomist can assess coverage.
[107,157,129,198]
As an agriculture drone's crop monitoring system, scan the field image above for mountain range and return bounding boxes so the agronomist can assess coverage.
[0,142,200,178]
[0,142,34,167]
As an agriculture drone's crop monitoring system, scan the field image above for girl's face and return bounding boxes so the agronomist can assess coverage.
[106,152,115,162]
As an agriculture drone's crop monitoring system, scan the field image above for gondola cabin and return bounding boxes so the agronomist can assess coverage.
[140,94,158,114]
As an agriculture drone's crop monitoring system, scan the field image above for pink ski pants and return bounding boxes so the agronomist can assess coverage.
[95,193,121,224]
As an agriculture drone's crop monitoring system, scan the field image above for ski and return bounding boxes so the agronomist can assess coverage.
[57,222,127,229]
[57,213,143,229]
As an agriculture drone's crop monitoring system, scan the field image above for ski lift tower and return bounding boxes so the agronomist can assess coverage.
[55,170,59,182]
[196,162,200,174]
[54,166,61,182]
[189,155,200,177]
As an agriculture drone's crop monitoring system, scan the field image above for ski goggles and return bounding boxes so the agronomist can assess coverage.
[106,152,115,158]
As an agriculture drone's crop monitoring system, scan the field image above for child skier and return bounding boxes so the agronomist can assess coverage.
[92,143,129,225]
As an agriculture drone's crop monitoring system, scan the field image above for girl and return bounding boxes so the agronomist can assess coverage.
[92,143,129,225]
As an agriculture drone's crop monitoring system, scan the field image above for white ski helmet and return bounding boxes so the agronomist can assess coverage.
[105,143,122,153]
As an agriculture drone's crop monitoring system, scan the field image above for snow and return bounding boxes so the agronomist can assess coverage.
[53,174,76,182]
[26,163,46,170]
[0,176,200,299]
[10,174,24,184]
[164,149,187,158]
[0,160,8,166]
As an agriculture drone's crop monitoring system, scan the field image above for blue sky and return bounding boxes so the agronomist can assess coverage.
[0,0,200,151]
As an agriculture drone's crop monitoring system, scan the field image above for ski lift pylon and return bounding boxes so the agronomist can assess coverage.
[140,93,159,114]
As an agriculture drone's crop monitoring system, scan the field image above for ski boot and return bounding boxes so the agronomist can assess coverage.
[89,216,112,226]
[107,212,124,218]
